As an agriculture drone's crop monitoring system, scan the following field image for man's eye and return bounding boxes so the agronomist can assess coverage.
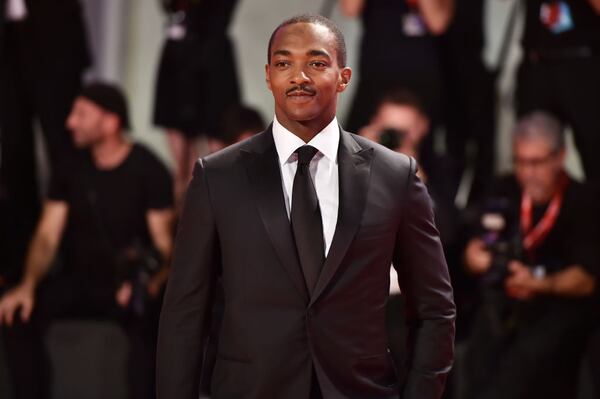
[274,61,289,67]
[310,61,327,68]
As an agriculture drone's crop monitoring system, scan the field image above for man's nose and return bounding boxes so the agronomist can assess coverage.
[290,66,310,84]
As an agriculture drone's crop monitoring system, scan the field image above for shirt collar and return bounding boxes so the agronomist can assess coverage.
[272,115,340,166]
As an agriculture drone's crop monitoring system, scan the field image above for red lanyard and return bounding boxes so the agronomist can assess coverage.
[406,0,419,10]
[520,173,569,253]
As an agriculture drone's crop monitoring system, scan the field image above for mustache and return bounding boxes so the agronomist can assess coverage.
[286,84,316,96]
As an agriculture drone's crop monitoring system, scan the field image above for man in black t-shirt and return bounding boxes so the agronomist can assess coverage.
[0,82,174,399]
[463,112,600,399]
[517,0,600,184]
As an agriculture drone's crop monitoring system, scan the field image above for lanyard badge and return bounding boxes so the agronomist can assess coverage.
[540,1,575,34]
[520,173,569,254]
[167,10,187,41]
[402,0,427,37]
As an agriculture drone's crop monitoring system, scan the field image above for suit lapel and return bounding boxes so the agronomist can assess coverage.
[241,128,310,303]
[310,130,374,306]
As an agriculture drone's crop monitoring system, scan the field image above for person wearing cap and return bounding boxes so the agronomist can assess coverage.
[0,82,174,399]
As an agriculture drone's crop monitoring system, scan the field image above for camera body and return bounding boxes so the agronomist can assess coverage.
[479,197,523,287]
[378,128,407,150]
[115,239,161,317]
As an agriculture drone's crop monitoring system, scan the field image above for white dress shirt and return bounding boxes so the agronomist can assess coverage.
[272,116,340,256]
[6,0,28,21]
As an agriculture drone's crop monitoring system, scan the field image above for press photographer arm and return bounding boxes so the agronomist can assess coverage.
[505,261,596,300]
[0,201,68,326]
[145,208,174,297]
[464,238,493,275]
[115,208,173,307]
[339,0,365,17]
[418,0,454,35]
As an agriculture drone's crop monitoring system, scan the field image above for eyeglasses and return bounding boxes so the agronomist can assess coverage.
[513,151,560,169]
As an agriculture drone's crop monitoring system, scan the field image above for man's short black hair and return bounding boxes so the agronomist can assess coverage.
[267,14,347,67]
[377,88,428,119]
[221,105,266,144]
[80,81,131,130]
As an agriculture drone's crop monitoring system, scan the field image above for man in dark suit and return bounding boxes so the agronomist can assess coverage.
[157,14,456,399]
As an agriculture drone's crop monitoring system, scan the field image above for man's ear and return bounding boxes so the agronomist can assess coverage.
[337,67,352,93]
[104,113,121,135]
[265,64,272,91]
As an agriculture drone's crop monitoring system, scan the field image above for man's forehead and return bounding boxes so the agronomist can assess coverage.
[75,97,104,114]
[271,22,336,53]
[514,136,553,152]
[379,104,421,120]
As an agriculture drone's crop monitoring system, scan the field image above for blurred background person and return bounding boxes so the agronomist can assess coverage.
[340,0,454,169]
[220,104,266,146]
[517,0,600,184]
[0,82,174,399]
[463,111,599,399]
[0,0,91,305]
[359,88,459,249]
[440,0,496,205]
[152,0,241,207]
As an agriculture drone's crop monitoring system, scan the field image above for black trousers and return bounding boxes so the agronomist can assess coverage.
[585,317,600,398]
[465,290,594,399]
[1,274,160,399]
[443,53,496,204]
[516,55,600,184]
[0,22,84,283]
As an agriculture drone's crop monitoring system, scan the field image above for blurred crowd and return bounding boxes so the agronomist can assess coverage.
[0,0,599,398]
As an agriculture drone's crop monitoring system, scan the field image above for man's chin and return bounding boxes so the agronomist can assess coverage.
[281,111,319,124]
[73,140,90,149]
[524,186,552,203]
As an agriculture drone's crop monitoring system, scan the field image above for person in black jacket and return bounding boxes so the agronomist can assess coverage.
[0,0,91,295]
[463,111,600,399]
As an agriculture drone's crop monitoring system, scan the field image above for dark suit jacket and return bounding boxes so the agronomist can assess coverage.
[157,127,456,399]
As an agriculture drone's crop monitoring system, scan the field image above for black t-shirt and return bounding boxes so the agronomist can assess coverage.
[444,0,485,55]
[474,175,600,278]
[523,0,600,51]
[48,144,173,279]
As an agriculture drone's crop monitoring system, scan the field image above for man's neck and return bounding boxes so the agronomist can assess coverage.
[91,136,132,170]
[275,114,336,143]
[530,174,567,205]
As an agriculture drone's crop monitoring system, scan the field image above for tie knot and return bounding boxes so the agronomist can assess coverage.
[295,145,319,166]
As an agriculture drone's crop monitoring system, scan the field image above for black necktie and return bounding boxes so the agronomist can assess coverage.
[291,145,325,294]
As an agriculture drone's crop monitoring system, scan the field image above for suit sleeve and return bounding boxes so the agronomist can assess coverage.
[392,157,456,399]
[157,160,220,399]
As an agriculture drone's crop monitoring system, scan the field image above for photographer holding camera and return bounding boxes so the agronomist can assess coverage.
[359,88,460,248]
[463,111,600,399]
[0,82,174,399]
